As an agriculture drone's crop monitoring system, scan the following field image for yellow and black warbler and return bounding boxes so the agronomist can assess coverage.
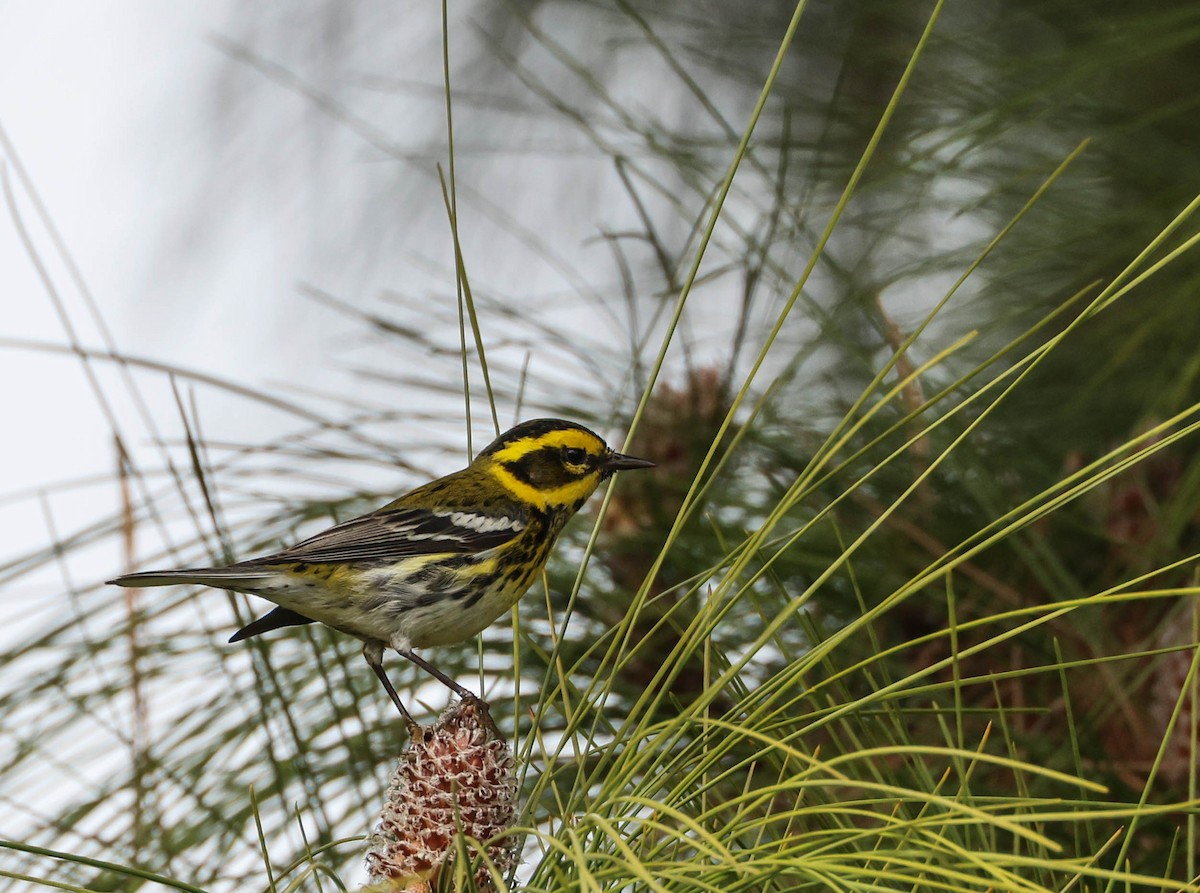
[109,419,653,723]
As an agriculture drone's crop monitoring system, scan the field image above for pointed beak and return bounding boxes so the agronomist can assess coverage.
[602,451,656,473]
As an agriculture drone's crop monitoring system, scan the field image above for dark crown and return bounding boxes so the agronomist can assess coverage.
[477,418,604,458]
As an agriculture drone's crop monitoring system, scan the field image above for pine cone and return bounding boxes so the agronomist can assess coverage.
[364,698,518,892]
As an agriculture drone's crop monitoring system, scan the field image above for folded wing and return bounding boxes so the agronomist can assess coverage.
[247,504,528,566]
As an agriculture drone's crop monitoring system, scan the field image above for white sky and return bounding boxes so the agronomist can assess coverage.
[1,5,201,546]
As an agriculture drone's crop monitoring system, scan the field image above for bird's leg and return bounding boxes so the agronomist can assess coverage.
[397,648,478,701]
[363,641,418,733]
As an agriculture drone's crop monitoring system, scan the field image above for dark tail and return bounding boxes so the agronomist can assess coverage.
[108,567,277,589]
[230,607,315,642]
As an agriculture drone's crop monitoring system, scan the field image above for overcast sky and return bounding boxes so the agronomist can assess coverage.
[2,4,313,552]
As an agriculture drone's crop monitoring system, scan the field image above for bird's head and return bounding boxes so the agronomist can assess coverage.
[476,418,654,513]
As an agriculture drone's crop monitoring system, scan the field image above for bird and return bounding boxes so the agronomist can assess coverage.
[109,418,654,726]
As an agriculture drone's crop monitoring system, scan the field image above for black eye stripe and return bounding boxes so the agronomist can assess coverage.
[503,445,594,487]
[564,447,586,464]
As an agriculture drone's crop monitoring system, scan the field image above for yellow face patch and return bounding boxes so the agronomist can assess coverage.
[483,427,609,510]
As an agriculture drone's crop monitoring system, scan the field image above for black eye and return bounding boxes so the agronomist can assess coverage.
[563,447,587,465]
